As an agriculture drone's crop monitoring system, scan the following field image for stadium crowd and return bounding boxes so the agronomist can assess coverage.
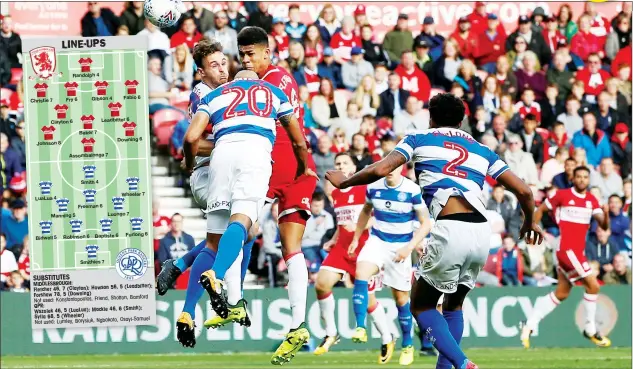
[1,1,632,292]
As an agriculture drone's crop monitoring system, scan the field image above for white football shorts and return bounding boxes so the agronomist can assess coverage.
[206,140,272,233]
[415,219,490,294]
[357,235,413,292]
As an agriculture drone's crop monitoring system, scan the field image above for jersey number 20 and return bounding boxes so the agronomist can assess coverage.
[442,142,468,179]
[223,85,273,119]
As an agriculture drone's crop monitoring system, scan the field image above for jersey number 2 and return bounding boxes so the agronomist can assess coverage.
[442,142,468,179]
[223,85,272,119]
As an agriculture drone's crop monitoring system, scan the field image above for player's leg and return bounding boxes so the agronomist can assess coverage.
[367,291,396,364]
[521,259,575,348]
[412,219,484,369]
[351,261,380,342]
[580,274,611,346]
[435,285,471,369]
[313,267,344,355]
[176,232,221,347]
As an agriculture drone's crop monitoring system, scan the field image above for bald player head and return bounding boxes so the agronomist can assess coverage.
[234,69,259,80]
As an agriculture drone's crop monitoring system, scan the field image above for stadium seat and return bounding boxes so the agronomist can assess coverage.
[10,68,23,85]
[152,109,184,153]
[152,108,185,133]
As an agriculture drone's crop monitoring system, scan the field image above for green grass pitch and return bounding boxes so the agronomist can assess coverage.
[2,348,631,369]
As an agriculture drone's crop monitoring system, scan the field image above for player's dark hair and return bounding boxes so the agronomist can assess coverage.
[237,26,269,47]
[312,191,326,202]
[428,93,465,128]
[573,166,591,176]
[193,39,224,69]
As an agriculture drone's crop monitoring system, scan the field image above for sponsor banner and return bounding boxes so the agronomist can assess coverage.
[1,286,630,356]
[4,2,622,40]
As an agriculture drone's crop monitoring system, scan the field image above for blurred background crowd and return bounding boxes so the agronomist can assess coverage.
[1,1,631,293]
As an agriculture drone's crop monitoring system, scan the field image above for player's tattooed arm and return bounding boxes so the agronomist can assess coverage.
[327,151,406,189]
[279,114,315,179]
[183,111,210,172]
[497,171,544,245]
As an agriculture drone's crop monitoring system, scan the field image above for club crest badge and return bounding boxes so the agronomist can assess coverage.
[29,46,57,79]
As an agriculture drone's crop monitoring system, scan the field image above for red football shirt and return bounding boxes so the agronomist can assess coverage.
[65,82,78,96]
[153,215,171,251]
[331,185,369,255]
[123,121,137,137]
[79,57,93,72]
[54,104,68,119]
[94,81,109,96]
[81,137,95,152]
[81,115,95,130]
[125,80,139,94]
[34,83,48,98]
[394,65,431,103]
[545,188,602,252]
[41,126,55,140]
[108,102,122,117]
[514,101,542,122]
[18,254,30,276]
[330,31,362,62]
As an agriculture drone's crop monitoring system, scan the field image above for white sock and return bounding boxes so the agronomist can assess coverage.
[583,293,598,336]
[526,292,560,331]
[369,302,392,345]
[224,250,243,305]
[286,253,308,329]
[317,292,337,337]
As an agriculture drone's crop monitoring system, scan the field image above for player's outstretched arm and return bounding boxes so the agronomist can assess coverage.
[496,170,544,245]
[278,114,315,179]
[326,151,407,189]
[183,111,210,172]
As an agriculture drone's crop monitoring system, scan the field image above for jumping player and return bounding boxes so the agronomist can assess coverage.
[521,166,611,348]
[237,26,319,365]
[178,69,312,346]
[326,93,543,369]
[350,165,431,366]
[314,152,395,364]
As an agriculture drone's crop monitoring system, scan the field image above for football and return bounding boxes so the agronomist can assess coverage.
[143,0,186,28]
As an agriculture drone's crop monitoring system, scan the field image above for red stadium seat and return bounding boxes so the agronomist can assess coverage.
[10,68,23,85]
[152,109,185,151]
[172,99,189,112]
[152,108,185,132]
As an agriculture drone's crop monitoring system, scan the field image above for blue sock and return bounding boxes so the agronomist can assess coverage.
[240,239,255,288]
[212,222,247,279]
[397,303,414,348]
[175,240,205,272]
[416,310,468,369]
[436,310,465,369]
[352,280,369,328]
[183,248,216,318]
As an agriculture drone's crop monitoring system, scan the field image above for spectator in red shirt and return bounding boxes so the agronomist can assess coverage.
[475,13,506,74]
[303,24,324,62]
[571,14,604,62]
[17,234,29,281]
[330,16,362,64]
[272,18,290,61]
[153,199,171,253]
[585,2,612,50]
[467,1,506,36]
[330,127,349,154]
[170,15,202,52]
[450,17,477,62]
[543,15,565,54]
[395,50,431,103]
[576,53,611,104]
[612,45,632,81]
